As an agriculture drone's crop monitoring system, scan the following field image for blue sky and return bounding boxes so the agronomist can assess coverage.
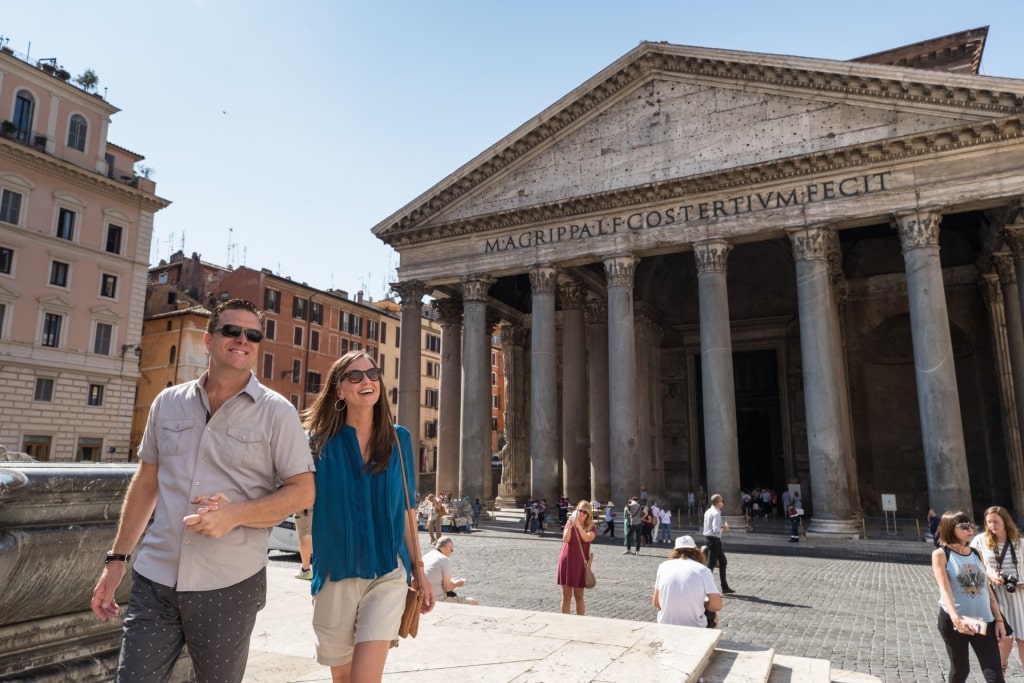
[3,1,1022,300]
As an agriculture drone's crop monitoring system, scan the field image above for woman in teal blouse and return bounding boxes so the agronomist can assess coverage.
[303,351,435,682]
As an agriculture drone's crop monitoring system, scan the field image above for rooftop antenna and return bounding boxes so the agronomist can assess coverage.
[226,227,237,268]
[167,231,175,260]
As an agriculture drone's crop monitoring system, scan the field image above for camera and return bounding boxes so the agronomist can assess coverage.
[1002,574,1018,593]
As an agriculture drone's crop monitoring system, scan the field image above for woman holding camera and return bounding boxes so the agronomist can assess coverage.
[973,506,1024,675]
[557,500,596,615]
[932,510,1006,683]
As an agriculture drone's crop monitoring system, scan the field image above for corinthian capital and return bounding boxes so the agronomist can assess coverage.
[391,280,425,309]
[786,225,831,262]
[432,298,463,326]
[559,280,585,309]
[528,265,558,295]
[1004,224,1024,258]
[994,252,1017,286]
[584,295,608,326]
[604,254,638,287]
[460,275,495,302]
[694,238,731,274]
[891,207,943,252]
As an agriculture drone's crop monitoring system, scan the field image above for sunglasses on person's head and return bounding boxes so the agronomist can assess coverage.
[342,368,381,383]
[955,522,974,531]
[213,324,263,343]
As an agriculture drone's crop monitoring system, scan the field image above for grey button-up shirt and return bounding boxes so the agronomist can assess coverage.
[134,372,314,591]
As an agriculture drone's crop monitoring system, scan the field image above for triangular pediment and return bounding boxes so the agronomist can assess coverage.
[374,38,1024,247]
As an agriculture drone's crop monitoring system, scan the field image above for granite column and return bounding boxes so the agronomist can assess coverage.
[459,275,494,501]
[586,296,611,503]
[605,255,640,509]
[560,279,589,502]
[433,298,463,497]
[529,266,560,501]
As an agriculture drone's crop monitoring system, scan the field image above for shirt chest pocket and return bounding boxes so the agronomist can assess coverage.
[227,427,271,469]
[158,418,196,457]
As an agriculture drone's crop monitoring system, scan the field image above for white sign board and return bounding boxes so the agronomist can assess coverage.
[881,494,897,512]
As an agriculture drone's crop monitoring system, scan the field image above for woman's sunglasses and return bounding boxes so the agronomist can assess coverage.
[343,368,382,383]
[213,324,264,343]
[955,522,974,531]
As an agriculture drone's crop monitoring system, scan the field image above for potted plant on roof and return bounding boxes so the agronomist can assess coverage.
[74,69,99,93]
[55,67,70,81]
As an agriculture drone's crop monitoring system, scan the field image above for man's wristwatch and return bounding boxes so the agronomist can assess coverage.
[105,551,131,564]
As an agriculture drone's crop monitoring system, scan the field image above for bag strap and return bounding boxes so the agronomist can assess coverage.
[395,431,424,583]
[573,525,589,565]
[998,539,1019,573]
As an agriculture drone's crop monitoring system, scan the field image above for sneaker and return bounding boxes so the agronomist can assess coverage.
[622,550,632,555]
[295,568,313,581]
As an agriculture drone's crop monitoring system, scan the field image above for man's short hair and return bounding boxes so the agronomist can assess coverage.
[207,298,264,334]
[435,535,454,551]
[710,494,723,505]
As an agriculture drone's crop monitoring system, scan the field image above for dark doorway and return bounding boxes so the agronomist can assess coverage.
[695,349,785,491]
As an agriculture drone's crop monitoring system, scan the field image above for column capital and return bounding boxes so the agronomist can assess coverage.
[693,238,732,274]
[558,280,585,309]
[500,323,527,347]
[1004,223,1024,258]
[981,273,1004,309]
[432,297,464,326]
[994,252,1017,286]
[786,225,831,262]
[528,265,558,295]
[604,254,638,287]
[584,295,608,325]
[460,275,495,302]
[391,280,426,308]
[891,207,943,252]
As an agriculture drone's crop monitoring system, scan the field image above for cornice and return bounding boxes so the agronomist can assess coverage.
[376,43,1024,245]
[0,141,170,213]
[385,114,1024,248]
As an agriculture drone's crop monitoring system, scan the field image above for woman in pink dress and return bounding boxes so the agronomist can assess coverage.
[557,500,596,615]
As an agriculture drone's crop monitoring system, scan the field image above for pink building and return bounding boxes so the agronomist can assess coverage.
[0,46,169,461]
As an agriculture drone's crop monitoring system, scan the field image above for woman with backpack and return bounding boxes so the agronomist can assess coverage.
[932,510,1006,683]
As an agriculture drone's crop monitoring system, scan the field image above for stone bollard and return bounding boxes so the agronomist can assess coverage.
[0,462,194,681]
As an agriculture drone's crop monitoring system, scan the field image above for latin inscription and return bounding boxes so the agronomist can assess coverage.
[484,171,891,253]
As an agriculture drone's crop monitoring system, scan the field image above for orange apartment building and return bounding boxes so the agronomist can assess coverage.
[0,45,168,461]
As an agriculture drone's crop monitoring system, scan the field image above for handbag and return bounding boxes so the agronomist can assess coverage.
[394,434,424,642]
[574,526,596,589]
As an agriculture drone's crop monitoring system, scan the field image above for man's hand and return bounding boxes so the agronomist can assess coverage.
[91,564,127,621]
[183,492,234,538]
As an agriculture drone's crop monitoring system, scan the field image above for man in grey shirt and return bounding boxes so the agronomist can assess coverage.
[91,299,315,682]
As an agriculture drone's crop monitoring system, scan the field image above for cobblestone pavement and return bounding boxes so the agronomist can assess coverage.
[271,518,1020,682]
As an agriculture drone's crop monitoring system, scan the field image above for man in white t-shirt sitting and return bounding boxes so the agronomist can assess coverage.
[652,536,723,628]
[422,536,478,605]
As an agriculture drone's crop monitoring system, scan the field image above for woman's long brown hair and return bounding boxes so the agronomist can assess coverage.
[301,350,396,474]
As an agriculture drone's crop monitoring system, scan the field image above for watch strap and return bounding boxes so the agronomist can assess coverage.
[105,551,131,564]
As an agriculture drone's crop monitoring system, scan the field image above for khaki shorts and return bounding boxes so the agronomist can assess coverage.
[312,565,407,666]
[295,509,312,537]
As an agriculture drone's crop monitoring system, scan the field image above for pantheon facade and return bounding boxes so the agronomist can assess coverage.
[375,27,1024,534]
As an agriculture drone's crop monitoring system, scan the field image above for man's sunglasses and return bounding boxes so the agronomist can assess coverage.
[343,368,381,383]
[213,324,264,343]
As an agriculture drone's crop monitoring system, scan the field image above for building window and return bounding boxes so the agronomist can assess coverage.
[341,312,362,335]
[76,437,103,461]
[264,288,281,313]
[380,322,387,344]
[293,296,308,321]
[105,225,123,254]
[341,338,349,354]
[0,303,6,339]
[169,345,177,363]
[262,352,273,380]
[390,387,398,404]
[68,114,87,152]
[13,91,34,142]
[291,359,301,383]
[305,371,321,394]
[0,246,12,274]
[491,372,496,386]
[50,261,69,287]
[87,384,104,406]
[93,322,112,355]
[395,326,401,347]
[425,421,437,438]
[100,274,118,298]
[311,302,323,325]
[491,352,497,366]
[41,313,62,347]
[492,394,501,409]
[367,320,379,341]
[289,395,299,409]
[34,378,54,402]
[293,326,303,346]
[378,355,385,374]
[310,329,320,352]
[56,208,75,241]
[265,319,276,340]
[367,345,377,360]
[425,388,438,408]
[22,435,51,461]
[425,333,441,353]
[0,189,22,225]
[491,417,498,431]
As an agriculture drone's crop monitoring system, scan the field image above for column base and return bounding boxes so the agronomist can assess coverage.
[805,517,861,538]
[495,489,528,508]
